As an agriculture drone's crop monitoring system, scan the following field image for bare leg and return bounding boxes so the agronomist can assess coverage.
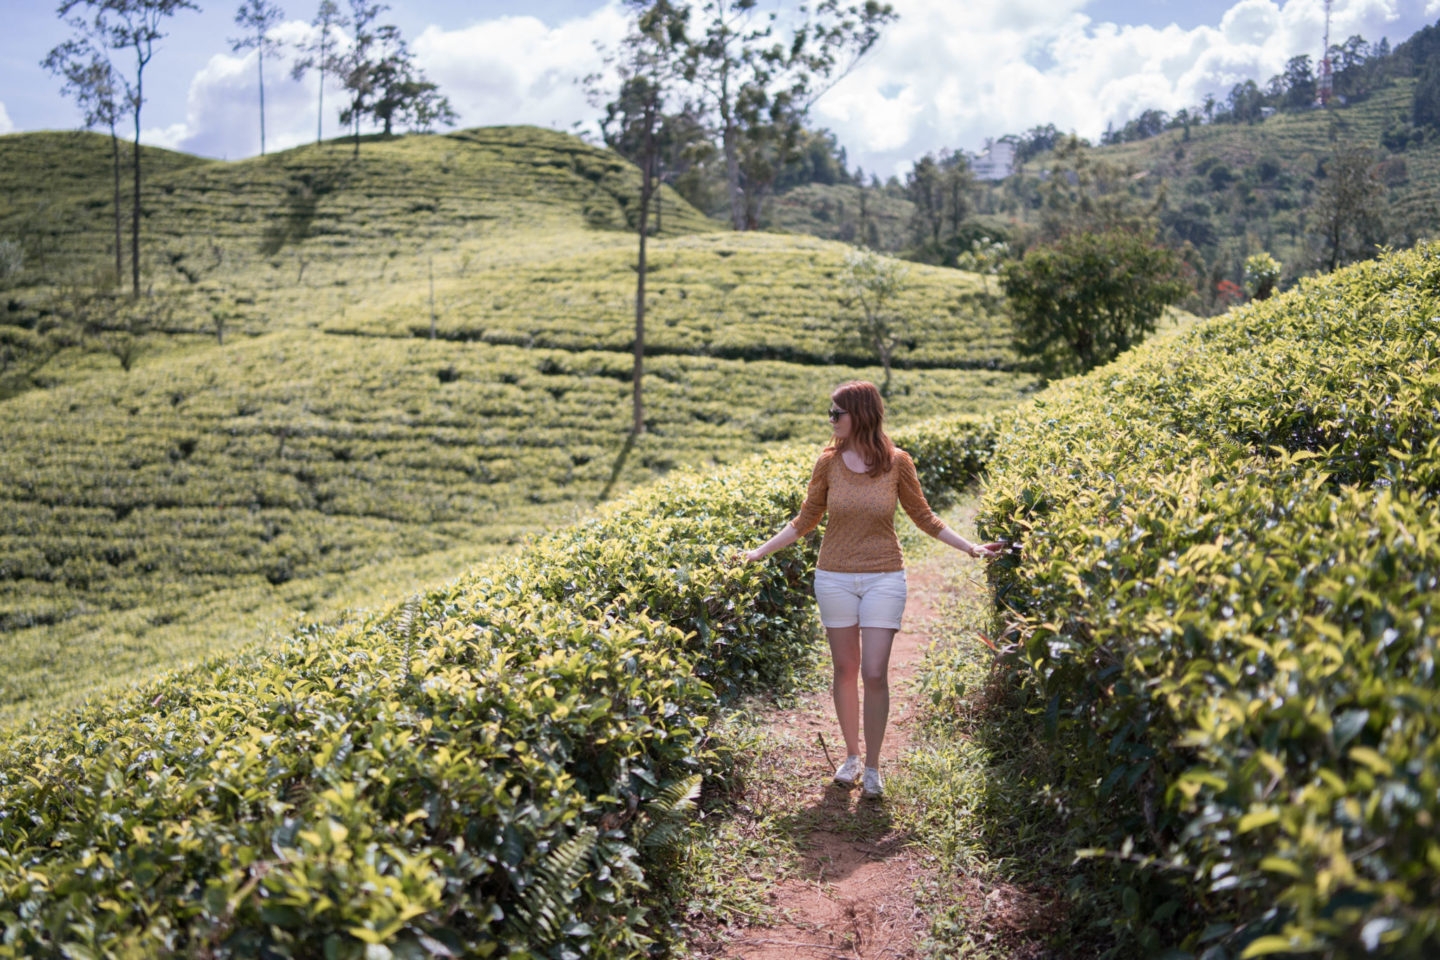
[826,625,861,757]
[860,626,897,769]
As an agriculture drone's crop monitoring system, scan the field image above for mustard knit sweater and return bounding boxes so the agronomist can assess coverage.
[788,448,948,573]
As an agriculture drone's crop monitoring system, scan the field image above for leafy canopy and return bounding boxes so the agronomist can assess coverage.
[1001,229,1189,379]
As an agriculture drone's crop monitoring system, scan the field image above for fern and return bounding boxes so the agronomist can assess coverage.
[393,599,419,683]
[635,775,702,852]
[513,825,597,942]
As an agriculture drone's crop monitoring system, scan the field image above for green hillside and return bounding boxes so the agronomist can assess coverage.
[0,130,211,208]
[1006,78,1440,296]
[0,127,1030,723]
[762,181,916,251]
[0,126,716,396]
[328,231,1006,368]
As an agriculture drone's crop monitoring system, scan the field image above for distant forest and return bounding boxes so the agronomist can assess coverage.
[734,16,1440,314]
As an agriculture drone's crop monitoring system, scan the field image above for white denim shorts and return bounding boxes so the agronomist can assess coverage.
[813,569,907,630]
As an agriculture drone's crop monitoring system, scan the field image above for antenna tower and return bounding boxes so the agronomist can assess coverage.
[1318,0,1334,106]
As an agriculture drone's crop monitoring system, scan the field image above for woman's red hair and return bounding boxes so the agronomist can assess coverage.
[829,380,894,476]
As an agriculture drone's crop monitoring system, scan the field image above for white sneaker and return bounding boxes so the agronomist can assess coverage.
[861,767,883,798]
[833,755,863,786]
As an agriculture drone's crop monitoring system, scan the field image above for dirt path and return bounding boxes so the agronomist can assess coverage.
[703,557,960,960]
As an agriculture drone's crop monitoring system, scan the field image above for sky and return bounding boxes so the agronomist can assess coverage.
[4,0,1439,178]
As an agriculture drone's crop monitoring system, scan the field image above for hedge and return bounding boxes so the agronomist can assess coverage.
[0,415,995,959]
[977,243,1440,957]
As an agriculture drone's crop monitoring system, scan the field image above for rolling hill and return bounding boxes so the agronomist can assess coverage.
[0,125,1031,723]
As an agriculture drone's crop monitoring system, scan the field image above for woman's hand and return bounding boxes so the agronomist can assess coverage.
[742,547,766,563]
[968,541,1008,559]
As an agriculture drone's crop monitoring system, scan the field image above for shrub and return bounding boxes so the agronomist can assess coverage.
[1243,252,1281,300]
[978,244,1440,957]
[1001,229,1190,379]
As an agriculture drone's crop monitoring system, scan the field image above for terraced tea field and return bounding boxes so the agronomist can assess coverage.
[0,125,1035,723]
[331,231,1006,368]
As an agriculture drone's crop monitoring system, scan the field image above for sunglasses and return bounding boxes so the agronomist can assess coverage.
[828,407,847,422]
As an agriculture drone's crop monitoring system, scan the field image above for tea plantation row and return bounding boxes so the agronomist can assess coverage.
[330,232,1008,369]
[0,328,1031,721]
[972,243,1440,956]
[0,415,996,959]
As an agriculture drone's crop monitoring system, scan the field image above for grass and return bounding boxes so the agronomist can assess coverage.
[762,181,918,252]
[0,125,714,396]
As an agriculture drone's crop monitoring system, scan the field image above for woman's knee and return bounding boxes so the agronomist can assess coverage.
[861,667,889,688]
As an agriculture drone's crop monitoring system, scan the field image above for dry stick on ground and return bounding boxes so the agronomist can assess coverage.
[818,732,836,771]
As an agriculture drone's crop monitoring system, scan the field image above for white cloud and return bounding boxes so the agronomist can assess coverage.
[141,19,343,158]
[812,0,1439,177]
[142,8,627,158]
[0,101,13,136]
[138,0,1438,176]
[414,8,628,131]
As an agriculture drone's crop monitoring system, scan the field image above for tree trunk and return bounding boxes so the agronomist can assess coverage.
[722,112,743,231]
[633,106,656,437]
[131,55,143,299]
[259,48,267,155]
[109,123,123,285]
[353,105,361,157]
[317,58,325,144]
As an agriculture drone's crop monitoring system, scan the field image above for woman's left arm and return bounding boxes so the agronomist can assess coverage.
[897,452,1004,559]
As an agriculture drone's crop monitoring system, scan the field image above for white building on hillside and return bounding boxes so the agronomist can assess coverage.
[972,140,1016,181]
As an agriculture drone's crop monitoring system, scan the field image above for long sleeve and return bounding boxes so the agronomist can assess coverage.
[896,451,947,538]
[789,451,832,536]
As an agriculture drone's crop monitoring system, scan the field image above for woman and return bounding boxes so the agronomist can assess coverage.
[743,381,1001,798]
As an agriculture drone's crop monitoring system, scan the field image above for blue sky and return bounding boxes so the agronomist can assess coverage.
[4,1,1438,176]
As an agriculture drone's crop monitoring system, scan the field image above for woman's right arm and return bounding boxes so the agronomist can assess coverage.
[745,524,800,562]
[745,452,829,562]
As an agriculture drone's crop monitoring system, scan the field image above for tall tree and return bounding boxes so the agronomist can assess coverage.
[905,152,943,244]
[337,0,385,156]
[1414,55,1440,131]
[836,247,908,397]
[1036,136,1160,241]
[1282,54,1316,109]
[589,0,688,436]
[1311,145,1386,271]
[368,24,457,135]
[230,0,285,155]
[57,0,200,298]
[685,0,896,231]
[290,0,347,144]
[42,36,131,283]
[940,149,972,236]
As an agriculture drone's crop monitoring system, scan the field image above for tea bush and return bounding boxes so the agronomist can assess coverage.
[977,244,1440,957]
[0,413,995,959]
